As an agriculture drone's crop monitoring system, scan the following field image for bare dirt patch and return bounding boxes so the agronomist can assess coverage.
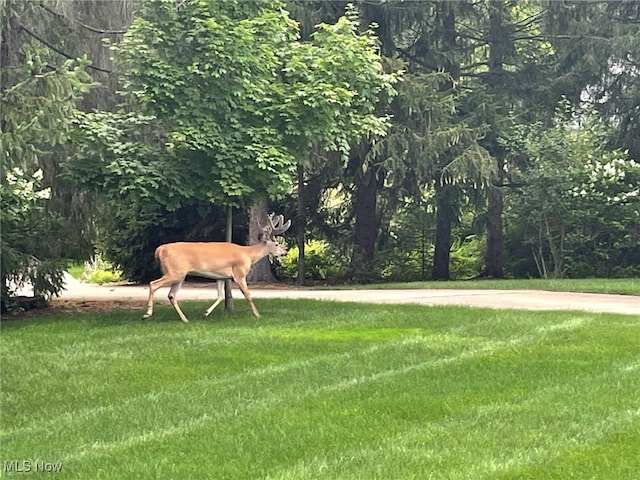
[2,299,148,320]
[52,299,147,312]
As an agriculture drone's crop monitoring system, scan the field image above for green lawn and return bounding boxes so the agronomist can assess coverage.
[1,300,639,479]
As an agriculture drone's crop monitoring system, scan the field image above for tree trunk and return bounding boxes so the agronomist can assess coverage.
[430,3,458,282]
[296,164,306,286]
[483,184,504,277]
[351,162,378,282]
[482,1,506,278]
[432,183,456,280]
[247,198,276,283]
[0,9,22,92]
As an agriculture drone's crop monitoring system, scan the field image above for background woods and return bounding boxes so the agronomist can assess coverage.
[2,0,639,306]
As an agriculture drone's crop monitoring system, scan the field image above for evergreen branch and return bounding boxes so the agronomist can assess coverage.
[39,2,127,35]
[512,10,547,31]
[515,34,613,42]
[460,61,489,72]
[611,16,640,24]
[396,46,439,72]
[18,24,112,74]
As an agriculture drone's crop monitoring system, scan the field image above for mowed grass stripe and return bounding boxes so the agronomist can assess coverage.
[1,301,486,430]
[3,313,588,446]
[76,319,638,479]
[2,338,426,439]
[3,329,534,458]
[266,406,640,480]
[1,300,639,479]
[264,323,640,479]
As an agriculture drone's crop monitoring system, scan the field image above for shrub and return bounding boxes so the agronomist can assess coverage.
[379,247,432,282]
[449,235,484,280]
[81,256,123,284]
[276,240,347,282]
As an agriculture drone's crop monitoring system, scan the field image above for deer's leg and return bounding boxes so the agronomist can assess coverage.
[204,280,224,317]
[143,275,177,319]
[234,276,260,318]
[167,280,189,323]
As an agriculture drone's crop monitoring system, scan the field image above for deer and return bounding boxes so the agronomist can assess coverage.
[143,214,291,323]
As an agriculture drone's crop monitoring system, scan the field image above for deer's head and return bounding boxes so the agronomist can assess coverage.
[258,214,291,257]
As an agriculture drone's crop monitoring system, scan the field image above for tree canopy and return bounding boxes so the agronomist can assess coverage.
[67,0,398,281]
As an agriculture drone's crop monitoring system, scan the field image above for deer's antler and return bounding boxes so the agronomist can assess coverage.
[260,214,291,238]
[269,214,291,235]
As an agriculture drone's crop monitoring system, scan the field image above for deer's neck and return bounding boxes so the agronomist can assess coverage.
[245,243,269,265]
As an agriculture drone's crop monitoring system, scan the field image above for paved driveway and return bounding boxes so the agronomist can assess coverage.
[58,277,640,316]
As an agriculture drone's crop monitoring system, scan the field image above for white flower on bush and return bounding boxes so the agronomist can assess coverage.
[35,187,51,199]
[587,158,627,182]
[579,153,640,204]
[3,167,51,212]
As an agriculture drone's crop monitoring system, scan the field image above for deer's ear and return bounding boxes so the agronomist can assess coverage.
[258,232,265,242]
